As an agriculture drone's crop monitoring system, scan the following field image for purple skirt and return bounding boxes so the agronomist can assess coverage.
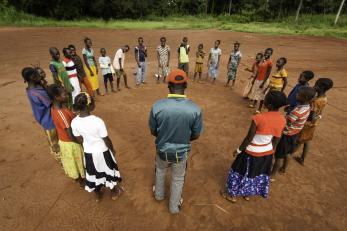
[226,152,272,198]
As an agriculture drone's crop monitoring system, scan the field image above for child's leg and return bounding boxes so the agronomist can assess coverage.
[232,79,236,87]
[280,154,291,173]
[193,72,197,81]
[271,157,283,178]
[257,100,264,112]
[225,79,230,86]
[104,75,108,94]
[301,142,310,162]
[123,73,130,88]
[198,72,202,82]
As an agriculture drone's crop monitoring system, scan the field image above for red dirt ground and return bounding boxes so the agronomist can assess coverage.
[0,28,347,231]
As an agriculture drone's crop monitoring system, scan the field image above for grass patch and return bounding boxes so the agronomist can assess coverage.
[0,5,346,38]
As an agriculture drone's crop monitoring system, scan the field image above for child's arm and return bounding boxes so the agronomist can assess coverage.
[167,49,171,67]
[92,55,98,74]
[260,65,272,89]
[82,54,93,76]
[207,52,211,67]
[272,136,280,150]
[156,49,161,67]
[144,46,148,57]
[65,127,79,143]
[49,64,60,84]
[103,136,116,154]
[234,121,256,156]
[227,55,231,70]
[217,52,221,68]
[282,77,288,92]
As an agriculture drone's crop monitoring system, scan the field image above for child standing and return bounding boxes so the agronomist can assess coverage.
[156,37,171,83]
[62,47,81,102]
[220,91,287,202]
[193,44,205,82]
[99,48,116,94]
[272,86,316,179]
[242,53,263,98]
[82,37,103,96]
[113,45,131,90]
[177,37,190,77]
[47,84,85,184]
[22,67,60,162]
[135,37,148,86]
[207,40,222,84]
[68,44,94,97]
[49,47,74,109]
[294,78,334,165]
[266,57,288,92]
[248,48,274,113]
[226,42,242,88]
[286,70,315,114]
[71,93,123,201]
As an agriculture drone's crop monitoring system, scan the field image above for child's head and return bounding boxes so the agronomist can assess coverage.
[68,44,76,57]
[214,40,221,48]
[160,37,166,46]
[21,67,41,85]
[276,57,287,69]
[182,37,188,44]
[314,78,334,95]
[62,47,71,59]
[100,48,106,56]
[138,37,144,45]
[73,92,95,113]
[47,84,68,104]
[264,90,288,111]
[264,48,273,59]
[198,43,203,50]
[298,70,314,85]
[255,53,263,62]
[234,41,240,51]
[84,37,92,48]
[122,45,130,53]
[49,47,60,60]
[296,86,316,104]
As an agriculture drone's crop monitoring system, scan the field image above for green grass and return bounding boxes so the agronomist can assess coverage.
[1,5,346,38]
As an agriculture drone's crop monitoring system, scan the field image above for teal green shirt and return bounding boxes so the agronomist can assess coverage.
[149,94,203,157]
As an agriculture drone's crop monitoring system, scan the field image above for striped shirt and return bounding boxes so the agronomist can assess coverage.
[62,58,78,78]
[51,107,74,142]
[245,111,286,157]
[284,104,311,136]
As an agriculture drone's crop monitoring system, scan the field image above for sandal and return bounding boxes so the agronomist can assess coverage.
[111,185,124,200]
[220,189,236,203]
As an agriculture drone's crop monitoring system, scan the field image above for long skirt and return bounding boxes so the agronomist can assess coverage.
[59,140,85,179]
[242,78,254,98]
[226,152,272,198]
[248,79,269,101]
[84,149,122,192]
[84,65,99,91]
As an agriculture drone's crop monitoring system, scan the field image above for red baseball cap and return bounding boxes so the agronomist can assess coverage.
[167,69,188,84]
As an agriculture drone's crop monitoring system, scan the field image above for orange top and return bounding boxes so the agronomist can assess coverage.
[51,107,75,142]
[257,59,273,81]
[252,111,286,138]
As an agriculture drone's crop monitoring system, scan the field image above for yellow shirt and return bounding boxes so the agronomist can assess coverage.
[179,45,189,63]
[269,69,288,89]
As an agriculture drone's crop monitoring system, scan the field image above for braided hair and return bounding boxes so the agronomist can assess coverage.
[73,92,93,112]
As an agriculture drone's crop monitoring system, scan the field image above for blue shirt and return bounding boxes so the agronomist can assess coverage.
[135,45,146,62]
[287,83,308,114]
[26,87,55,130]
[149,94,203,156]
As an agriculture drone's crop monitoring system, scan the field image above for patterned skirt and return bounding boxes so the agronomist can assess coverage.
[84,149,122,192]
[248,79,269,101]
[226,152,272,198]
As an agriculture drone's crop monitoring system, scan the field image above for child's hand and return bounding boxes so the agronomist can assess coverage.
[233,149,239,157]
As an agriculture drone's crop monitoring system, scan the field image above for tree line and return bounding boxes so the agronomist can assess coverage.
[5,0,347,20]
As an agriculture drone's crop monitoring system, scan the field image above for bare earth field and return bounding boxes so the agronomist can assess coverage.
[1,28,347,231]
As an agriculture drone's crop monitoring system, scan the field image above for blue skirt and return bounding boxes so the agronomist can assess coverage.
[226,152,272,198]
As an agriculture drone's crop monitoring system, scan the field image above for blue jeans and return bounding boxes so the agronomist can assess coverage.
[136,62,146,85]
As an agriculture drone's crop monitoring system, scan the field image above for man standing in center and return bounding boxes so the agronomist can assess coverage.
[135,37,147,86]
[149,69,203,214]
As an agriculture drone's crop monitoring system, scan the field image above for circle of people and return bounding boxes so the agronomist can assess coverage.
[22,35,334,214]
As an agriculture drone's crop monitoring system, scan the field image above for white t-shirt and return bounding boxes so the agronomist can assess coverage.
[210,47,222,64]
[71,115,108,153]
[98,56,112,75]
[113,49,125,70]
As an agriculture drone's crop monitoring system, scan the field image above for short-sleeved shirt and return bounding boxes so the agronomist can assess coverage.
[135,45,147,62]
[98,56,112,75]
[157,45,170,64]
[113,49,125,70]
[245,111,286,157]
[71,55,87,78]
[26,87,55,130]
[71,115,108,153]
[149,94,203,155]
[51,107,74,142]
[178,45,190,63]
[269,68,288,89]
[196,51,204,64]
[82,48,95,66]
[210,47,222,65]
[257,59,273,81]
[284,104,311,136]
[287,83,309,114]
